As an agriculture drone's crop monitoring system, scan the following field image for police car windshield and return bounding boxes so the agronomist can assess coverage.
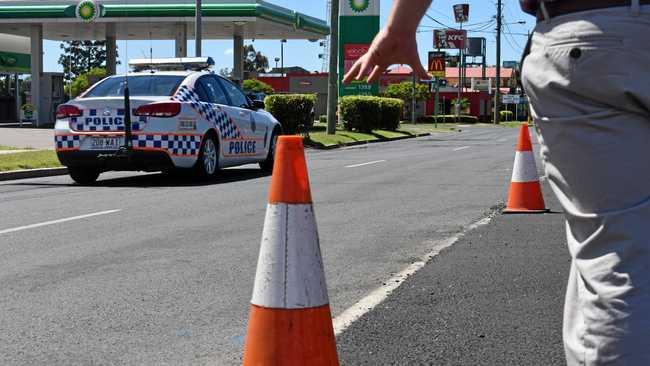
[84,75,184,98]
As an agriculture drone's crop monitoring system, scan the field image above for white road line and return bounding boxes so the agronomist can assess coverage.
[453,146,471,151]
[0,209,121,235]
[345,160,386,168]
[332,213,496,336]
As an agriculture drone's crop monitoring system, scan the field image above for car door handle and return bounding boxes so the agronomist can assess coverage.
[239,111,248,116]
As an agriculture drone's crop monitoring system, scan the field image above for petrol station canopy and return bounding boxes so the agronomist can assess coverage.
[0,0,329,40]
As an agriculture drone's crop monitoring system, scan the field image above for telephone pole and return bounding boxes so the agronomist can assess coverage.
[494,0,502,124]
[326,0,339,135]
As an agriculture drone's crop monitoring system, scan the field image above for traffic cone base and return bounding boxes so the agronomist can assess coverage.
[503,123,548,214]
[504,181,549,213]
[243,304,339,366]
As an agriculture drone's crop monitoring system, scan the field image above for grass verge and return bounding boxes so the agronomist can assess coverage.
[0,150,62,172]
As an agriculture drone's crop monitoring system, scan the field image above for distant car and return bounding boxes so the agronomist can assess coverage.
[245,91,267,102]
[54,58,282,184]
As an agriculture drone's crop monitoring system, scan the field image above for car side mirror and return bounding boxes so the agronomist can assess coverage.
[252,100,265,110]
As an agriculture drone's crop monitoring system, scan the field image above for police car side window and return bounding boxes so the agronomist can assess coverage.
[201,76,229,105]
[207,76,230,105]
[218,78,250,108]
[195,80,211,103]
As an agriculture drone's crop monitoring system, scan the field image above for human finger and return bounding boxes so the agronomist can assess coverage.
[343,59,363,84]
[366,64,385,84]
[355,55,375,80]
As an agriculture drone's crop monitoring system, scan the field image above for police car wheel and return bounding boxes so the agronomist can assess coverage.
[69,167,100,185]
[259,131,278,173]
[196,135,219,179]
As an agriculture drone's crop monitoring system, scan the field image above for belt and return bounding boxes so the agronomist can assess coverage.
[537,0,650,20]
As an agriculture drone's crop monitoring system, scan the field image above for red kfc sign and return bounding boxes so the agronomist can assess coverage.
[453,4,469,23]
[434,29,467,49]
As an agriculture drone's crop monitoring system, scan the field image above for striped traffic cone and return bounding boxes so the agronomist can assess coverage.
[243,136,339,366]
[503,123,549,213]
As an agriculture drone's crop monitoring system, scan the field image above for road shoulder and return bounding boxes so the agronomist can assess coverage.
[336,187,569,365]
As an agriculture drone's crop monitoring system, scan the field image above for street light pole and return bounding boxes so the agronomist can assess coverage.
[494,0,502,124]
[280,39,287,77]
[326,0,339,135]
[195,0,202,57]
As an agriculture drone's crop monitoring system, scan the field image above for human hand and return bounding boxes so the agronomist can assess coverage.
[342,27,430,84]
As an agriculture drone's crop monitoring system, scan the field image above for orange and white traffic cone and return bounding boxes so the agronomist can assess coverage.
[503,123,549,214]
[243,136,339,366]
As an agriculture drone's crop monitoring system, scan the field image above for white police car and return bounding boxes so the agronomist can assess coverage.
[54,57,281,184]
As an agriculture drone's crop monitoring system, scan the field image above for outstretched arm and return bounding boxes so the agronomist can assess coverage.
[342,0,433,84]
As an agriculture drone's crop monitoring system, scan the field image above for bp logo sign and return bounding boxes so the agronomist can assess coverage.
[348,0,369,13]
[76,0,100,22]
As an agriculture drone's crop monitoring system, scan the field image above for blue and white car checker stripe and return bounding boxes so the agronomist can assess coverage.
[173,85,242,139]
[55,135,81,150]
[133,134,202,156]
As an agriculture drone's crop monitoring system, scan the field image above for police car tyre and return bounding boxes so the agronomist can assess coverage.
[195,134,219,179]
[259,129,279,172]
[69,167,100,185]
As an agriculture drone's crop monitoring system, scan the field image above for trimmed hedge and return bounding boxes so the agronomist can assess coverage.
[264,94,315,135]
[416,115,479,124]
[378,98,404,131]
[339,96,404,133]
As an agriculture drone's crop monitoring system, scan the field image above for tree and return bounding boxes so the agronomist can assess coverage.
[242,79,274,94]
[218,68,232,78]
[58,41,118,81]
[243,44,269,73]
[64,67,107,98]
[382,81,431,103]
[451,97,470,114]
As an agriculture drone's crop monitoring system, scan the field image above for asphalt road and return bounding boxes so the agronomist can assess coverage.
[337,185,568,365]
[1,126,524,365]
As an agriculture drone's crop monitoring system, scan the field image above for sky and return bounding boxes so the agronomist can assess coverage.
[42,0,534,74]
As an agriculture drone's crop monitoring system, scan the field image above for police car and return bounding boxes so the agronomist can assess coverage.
[54,57,282,184]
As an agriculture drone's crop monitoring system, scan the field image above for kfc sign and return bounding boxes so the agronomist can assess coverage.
[453,4,469,23]
[434,29,467,49]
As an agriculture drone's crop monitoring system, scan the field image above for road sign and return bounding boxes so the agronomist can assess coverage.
[453,4,469,23]
[502,94,521,104]
[434,29,467,49]
[428,51,446,78]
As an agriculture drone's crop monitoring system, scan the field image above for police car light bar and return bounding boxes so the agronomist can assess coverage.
[128,57,215,72]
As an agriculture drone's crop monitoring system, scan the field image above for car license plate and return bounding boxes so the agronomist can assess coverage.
[89,137,123,150]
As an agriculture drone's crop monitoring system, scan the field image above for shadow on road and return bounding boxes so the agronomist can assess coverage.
[5,168,270,189]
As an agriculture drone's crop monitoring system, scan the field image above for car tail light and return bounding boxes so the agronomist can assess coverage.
[56,104,82,119]
[134,102,181,118]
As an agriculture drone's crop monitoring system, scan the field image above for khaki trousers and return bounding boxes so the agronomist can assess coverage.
[522,5,650,366]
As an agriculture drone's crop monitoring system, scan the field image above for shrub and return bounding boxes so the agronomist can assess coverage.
[500,110,514,121]
[242,79,274,94]
[338,96,381,133]
[65,67,107,98]
[318,115,327,124]
[264,94,315,135]
[416,115,479,124]
[378,98,404,130]
[339,96,404,132]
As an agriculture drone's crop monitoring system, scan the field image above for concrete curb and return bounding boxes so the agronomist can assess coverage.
[0,167,68,182]
[307,133,431,150]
